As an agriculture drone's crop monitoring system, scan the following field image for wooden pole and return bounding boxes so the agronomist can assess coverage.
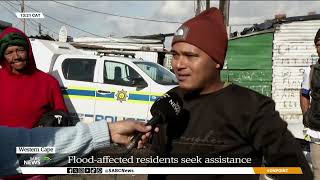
[219,0,230,26]
[196,0,201,16]
[206,0,210,10]
[21,0,25,33]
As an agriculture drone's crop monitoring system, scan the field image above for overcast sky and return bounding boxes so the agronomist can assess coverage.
[0,1,319,48]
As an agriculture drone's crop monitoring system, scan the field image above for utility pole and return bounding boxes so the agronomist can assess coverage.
[206,0,210,10]
[196,0,201,16]
[219,0,230,38]
[38,23,42,35]
[219,0,230,26]
[21,0,25,33]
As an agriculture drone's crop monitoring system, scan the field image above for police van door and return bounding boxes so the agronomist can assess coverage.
[52,55,98,123]
[94,59,151,122]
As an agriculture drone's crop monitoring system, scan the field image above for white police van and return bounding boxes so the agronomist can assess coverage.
[30,39,178,123]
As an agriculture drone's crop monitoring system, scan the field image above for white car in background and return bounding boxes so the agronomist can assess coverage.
[31,39,178,123]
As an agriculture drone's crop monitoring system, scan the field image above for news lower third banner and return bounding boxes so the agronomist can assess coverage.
[16,146,303,175]
[20,167,302,175]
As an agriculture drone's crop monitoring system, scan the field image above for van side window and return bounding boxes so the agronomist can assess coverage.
[62,58,96,82]
[103,61,142,86]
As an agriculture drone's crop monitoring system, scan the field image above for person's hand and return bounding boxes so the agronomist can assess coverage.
[107,120,158,148]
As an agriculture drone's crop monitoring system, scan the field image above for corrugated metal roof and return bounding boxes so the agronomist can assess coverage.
[232,14,320,38]
[71,42,163,51]
[125,51,158,63]
[272,20,320,130]
[72,37,164,52]
[73,37,162,44]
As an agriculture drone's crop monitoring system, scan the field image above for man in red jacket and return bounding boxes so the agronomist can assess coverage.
[0,27,67,128]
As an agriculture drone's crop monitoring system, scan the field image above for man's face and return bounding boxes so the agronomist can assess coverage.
[316,40,320,58]
[171,42,221,94]
[4,45,28,74]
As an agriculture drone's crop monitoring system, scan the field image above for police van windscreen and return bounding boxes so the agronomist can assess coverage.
[134,62,178,85]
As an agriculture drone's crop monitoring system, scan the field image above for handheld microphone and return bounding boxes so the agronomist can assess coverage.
[125,92,183,152]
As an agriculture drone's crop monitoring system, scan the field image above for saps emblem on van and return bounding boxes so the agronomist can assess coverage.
[115,89,128,103]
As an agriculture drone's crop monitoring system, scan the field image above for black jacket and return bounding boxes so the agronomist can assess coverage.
[149,84,312,180]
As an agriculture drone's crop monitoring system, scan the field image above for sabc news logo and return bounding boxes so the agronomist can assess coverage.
[23,155,52,166]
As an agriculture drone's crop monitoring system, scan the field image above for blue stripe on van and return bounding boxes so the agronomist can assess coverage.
[63,88,159,102]
[129,94,150,101]
[64,89,95,97]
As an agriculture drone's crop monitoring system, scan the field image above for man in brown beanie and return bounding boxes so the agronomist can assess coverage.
[300,28,320,180]
[150,7,312,180]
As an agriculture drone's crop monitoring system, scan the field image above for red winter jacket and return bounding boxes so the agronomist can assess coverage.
[0,27,67,128]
